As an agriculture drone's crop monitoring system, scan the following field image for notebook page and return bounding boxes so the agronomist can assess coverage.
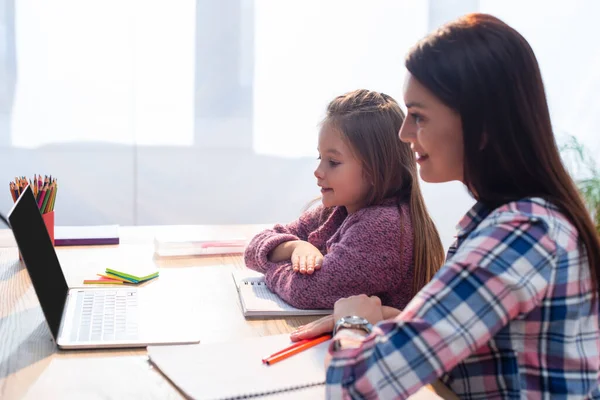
[148,334,329,400]
[240,281,306,315]
[232,271,331,316]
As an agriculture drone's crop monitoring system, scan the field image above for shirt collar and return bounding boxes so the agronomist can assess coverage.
[455,201,492,239]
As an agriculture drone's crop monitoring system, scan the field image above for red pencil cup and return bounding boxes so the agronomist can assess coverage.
[43,211,55,245]
[19,211,55,261]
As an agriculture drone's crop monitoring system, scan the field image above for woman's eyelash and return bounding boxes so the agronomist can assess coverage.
[410,113,423,123]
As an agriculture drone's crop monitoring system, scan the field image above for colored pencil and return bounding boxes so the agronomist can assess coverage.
[41,184,52,213]
[9,183,16,202]
[261,338,312,363]
[262,334,332,366]
[9,175,58,213]
[84,276,123,285]
[37,184,47,209]
[97,273,131,283]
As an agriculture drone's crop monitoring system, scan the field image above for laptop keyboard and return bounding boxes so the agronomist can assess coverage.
[70,290,139,342]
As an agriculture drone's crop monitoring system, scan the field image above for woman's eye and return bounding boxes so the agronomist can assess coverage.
[411,113,422,124]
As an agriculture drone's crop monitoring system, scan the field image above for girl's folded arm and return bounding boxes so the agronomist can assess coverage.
[244,206,324,273]
[264,216,405,309]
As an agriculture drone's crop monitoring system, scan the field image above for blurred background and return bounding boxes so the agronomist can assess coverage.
[0,0,598,250]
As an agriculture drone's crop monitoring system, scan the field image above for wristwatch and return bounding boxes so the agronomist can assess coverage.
[332,316,373,351]
[333,316,373,336]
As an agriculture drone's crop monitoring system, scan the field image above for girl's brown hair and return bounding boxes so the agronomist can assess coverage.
[405,13,600,293]
[324,89,445,295]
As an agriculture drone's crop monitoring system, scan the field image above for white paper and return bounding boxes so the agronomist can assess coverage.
[148,334,329,400]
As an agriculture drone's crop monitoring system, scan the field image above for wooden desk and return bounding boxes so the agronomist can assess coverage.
[0,225,453,399]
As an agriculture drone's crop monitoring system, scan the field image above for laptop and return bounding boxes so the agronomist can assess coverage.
[8,185,201,349]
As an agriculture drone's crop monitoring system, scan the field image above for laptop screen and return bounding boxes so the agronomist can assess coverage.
[8,185,69,339]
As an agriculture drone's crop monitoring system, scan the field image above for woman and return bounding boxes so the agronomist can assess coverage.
[292,13,600,399]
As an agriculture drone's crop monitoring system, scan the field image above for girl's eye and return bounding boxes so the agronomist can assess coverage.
[317,155,339,167]
[411,113,423,124]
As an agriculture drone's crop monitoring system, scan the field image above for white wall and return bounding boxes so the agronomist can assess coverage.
[0,1,597,254]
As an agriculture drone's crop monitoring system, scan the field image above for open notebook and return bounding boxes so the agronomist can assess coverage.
[147,333,330,400]
[232,271,332,317]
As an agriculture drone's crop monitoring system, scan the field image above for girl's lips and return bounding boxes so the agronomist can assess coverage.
[320,188,333,193]
[416,154,429,163]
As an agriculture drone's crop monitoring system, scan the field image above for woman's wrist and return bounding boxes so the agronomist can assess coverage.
[332,328,367,351]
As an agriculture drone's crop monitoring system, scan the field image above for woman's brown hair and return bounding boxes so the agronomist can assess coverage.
[324,89,445,296]
[405,14,600,292]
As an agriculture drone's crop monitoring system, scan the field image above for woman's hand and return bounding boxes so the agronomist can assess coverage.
[290,315,334,341]
[291,241,324,274]
[290,303,401,341]
[333,295,385,326]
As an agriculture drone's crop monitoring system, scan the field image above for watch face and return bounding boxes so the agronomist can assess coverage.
[334,315,373,336]
[345,316,368,325]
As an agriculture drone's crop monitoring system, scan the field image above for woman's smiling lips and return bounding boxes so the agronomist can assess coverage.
[416,152,429,163]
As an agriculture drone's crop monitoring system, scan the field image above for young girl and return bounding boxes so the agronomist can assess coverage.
[244,89,444,310]
[292,14,600,399]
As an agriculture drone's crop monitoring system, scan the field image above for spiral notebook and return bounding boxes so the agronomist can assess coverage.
[147,333,330,400]
[232,271,332,317]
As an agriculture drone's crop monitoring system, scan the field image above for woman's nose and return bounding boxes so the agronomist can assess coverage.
[398,120,413,143]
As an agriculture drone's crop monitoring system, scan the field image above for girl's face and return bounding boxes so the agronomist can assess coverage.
[399,74,464,183]
[314,125,371,213]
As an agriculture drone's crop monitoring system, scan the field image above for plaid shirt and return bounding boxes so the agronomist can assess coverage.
[326,198,600,399]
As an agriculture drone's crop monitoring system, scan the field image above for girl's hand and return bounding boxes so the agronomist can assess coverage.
[290,305,401,341]
[291,241,324,274]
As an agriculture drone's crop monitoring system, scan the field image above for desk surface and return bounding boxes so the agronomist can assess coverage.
[0,225,451,399]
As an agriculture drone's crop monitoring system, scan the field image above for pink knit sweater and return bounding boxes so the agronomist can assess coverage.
[244,198,414,310]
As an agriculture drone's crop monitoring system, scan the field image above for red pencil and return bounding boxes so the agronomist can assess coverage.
[261,338,312,363]
[263,334,332,366]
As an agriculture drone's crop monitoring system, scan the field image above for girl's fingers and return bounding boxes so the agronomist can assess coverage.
[299,256,307,274]
[307,255,315,274]
[293,253,324,274]
[314,256,323,270]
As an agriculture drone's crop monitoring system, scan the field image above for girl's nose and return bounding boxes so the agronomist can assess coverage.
[314,164,324,180]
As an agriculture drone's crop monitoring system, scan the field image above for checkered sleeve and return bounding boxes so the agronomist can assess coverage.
[326,212,557,399]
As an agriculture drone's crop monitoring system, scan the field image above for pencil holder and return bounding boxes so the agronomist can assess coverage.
[42,211,55,245]
[19,211,55,261]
